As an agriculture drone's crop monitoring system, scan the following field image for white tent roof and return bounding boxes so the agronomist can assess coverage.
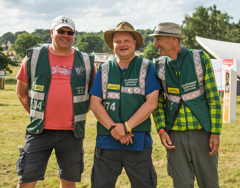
[196,36,240,60]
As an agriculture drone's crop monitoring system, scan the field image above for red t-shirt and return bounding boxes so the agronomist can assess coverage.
[17,50,75,130]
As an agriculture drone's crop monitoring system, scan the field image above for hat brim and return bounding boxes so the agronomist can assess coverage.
[54,24,75,31]
[104,30,143,50]
[149,33,184,38]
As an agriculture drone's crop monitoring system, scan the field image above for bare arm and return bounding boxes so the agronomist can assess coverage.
[90,95,116,129]
[128,90,159,128]
[16,80,30,114]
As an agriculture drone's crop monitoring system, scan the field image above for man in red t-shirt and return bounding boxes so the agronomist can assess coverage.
[16,15,95,188]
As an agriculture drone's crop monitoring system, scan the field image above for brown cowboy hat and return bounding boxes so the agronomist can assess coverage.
[104,21,143,50]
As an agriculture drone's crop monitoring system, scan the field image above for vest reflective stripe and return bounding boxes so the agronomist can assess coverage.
[101,58,148,99]
[166,94,181,103]
[73,94,89,103]
[139,58,149,94]
[181,86,205,101]
[157,57,167,91]
[121,86,145,95]
[106,92,120,99]
[74,113,87,122]
[28,90,45,100]
[101,63,109,100]
[30,110,44,119]
[158,50,204,103]
[181,50,205,101]
[30,47,41,89]
[193,50,204,86]
[81,52,91,94]
[28,47,45,121]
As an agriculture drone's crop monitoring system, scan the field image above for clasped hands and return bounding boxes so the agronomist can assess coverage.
[110,123,133,145]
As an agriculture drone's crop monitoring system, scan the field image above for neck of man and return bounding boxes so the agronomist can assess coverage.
[116,55,136,69]
[169,44,182,60]
[49,45,74,56]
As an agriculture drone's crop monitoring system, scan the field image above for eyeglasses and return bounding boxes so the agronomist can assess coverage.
[57,29,75,36]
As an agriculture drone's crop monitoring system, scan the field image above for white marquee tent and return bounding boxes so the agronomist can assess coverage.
[196,36,240,60]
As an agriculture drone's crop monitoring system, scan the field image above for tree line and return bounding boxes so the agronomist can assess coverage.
[1,5,240,72]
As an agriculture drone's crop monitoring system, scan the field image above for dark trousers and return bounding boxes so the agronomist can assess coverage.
[91,147,157,188]
[167,130,219,188]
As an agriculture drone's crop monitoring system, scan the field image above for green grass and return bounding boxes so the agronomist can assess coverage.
[0,75,239,187]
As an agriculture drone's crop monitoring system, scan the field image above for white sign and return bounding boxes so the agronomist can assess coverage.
[211,59,223,91]
[211,59,240,91]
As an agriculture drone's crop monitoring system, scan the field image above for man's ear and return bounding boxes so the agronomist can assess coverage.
[50,29,54,38]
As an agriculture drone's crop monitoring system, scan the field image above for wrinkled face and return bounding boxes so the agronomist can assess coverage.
[153,36,174,56]
[113,32,136,60]
[51,27,75,50]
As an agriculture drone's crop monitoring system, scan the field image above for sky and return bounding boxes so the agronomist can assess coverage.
[0,0,239,37]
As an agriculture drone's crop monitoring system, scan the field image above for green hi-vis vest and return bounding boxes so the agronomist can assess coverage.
[97,56,152,135]
[155,49,211,132]
[26,46,94,138]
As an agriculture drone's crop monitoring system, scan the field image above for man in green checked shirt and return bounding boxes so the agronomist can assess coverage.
[150,22,222,188]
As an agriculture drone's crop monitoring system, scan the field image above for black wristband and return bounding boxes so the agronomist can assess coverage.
[109,126,115,132]
[123,122,128,135]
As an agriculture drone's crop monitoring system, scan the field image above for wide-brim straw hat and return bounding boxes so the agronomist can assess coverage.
[149,22,184,38]
[104,21,143,50]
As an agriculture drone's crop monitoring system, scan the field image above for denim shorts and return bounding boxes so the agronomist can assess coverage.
[16,129,84,183]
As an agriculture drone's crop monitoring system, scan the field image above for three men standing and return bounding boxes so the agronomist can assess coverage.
[16,16,222,188]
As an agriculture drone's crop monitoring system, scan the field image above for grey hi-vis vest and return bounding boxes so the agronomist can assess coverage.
[156,49,211,132]
[26,46,94,138]
[97,56,152,135]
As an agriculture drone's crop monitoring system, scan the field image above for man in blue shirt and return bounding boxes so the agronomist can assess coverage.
[90,21,161,188]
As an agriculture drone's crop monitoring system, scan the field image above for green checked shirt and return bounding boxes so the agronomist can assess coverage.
[153,47,222,135]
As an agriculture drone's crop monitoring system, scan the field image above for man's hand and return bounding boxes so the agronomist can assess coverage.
[160,131,175,150]
[209,134,220,156]
[119,135,133,145]
[110,123,126,140]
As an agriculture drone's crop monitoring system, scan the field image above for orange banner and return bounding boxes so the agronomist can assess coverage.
[223,91,229,122]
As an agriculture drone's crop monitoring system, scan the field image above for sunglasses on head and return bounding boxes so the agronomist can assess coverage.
[57,29,75,36]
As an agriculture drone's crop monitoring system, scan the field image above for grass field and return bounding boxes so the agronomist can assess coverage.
[0,66,239,187]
